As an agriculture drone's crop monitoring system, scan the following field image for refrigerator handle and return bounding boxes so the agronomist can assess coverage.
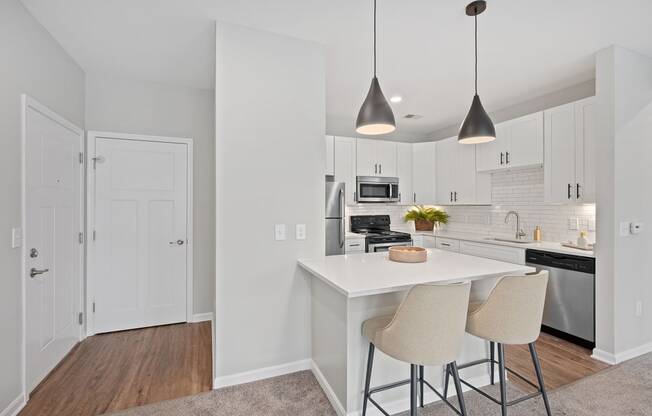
[339,189,345,248]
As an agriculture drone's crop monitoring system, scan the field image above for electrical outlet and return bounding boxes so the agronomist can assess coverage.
[636,301,643,317]
[568,218,579,231]
[274,224,286,241]
[295,224,306,240]
[630,222,643,235]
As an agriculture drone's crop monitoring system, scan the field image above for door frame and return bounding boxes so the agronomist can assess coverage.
[85,131,194,336]
[21,95,85,397]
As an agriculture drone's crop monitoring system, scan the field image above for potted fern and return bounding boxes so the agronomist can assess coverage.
[404,205,449,231]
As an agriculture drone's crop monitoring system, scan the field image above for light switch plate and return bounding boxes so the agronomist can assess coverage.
[295,224,306,240]
[620,222,631,237]
[274,224,286,241]
[11,227,22,248]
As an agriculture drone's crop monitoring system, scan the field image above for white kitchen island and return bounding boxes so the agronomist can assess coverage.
[298,249,534,416]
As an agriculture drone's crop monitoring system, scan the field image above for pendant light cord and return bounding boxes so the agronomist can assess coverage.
[474,13,478,95]
[373,0,377,78]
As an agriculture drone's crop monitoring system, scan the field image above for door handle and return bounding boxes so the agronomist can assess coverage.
[500,152,504,165]
[169,239,185,245]
[454,191,458,202]
[567,183,572,199]
[450,192,453,202]
[30,268,49,278]
[576,183,581,199]
[379,164,382,175]
[505,151,510,164]
[413,193,416,203]
[374,164,378,174]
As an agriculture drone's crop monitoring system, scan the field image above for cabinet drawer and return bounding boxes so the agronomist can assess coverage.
[459,241,525,265]
[436,237,460,252]
[345,238,365,253]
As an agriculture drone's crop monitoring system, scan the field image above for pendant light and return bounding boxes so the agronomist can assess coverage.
[458,0,496,144]
[356,0,396,135]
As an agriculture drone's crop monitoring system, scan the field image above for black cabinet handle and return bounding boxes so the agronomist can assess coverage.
[500,152,504,165]
[454,191,458,202]
[506,151,510,164]
[568,183,572,199]
[576,183,581,199]
[450,192,453,202]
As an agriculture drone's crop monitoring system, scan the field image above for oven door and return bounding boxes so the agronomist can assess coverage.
[356,176,399,203]
[368,241,413,253]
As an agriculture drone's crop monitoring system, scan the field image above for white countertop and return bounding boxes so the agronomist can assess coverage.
[400,229,595,258]
[298,250,535,298]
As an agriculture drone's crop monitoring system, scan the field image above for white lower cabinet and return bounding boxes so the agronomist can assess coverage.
[345,237,365,254]
[459,241,525,265]
[435,237,460,252]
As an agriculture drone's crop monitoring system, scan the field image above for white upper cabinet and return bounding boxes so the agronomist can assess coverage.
[356,138,397,177]
[476,112,544,172]
[325,135,334,176]
[544,97,596,203]
[333,136,357,204]
[412,142,437,204]
[396,143,413,204]
[436,137,491,205]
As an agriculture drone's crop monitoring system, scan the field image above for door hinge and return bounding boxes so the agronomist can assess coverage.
[78,312,84,325]
[92,302,96,313]
[78,232,84,244]
[79,152,84,164]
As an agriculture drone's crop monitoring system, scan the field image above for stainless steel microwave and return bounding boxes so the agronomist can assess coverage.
[356,176,400,203]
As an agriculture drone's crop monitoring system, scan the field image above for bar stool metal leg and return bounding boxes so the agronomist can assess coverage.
[490,341,496,385]
[450,361,468,416]
[443,363,450,398]
[497,343,508,416]
[418,365,424,408]
[362,343,375,416]
[529,343,552,416]
[410,365,418,416]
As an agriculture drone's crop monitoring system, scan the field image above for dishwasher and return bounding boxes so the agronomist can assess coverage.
[525,249,595,348]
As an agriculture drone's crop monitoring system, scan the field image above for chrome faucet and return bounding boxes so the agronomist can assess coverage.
[505,211,527,239]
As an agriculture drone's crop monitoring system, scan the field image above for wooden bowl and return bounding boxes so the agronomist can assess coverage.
[388,246,427,263]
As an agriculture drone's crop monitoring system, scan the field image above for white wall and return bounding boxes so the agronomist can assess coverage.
[0,0,85,411]
[214,22,325,380]
[595,45,652,362]
[85,73,216,315]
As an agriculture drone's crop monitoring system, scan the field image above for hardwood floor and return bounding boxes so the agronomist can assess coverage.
[20,322,212,416]
[505,332,610,392]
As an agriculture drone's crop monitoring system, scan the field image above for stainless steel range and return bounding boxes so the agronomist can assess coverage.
[350,215,412,253]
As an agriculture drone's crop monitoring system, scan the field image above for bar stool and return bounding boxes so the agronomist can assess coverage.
[361,282,471,416]
[444,271,551,416]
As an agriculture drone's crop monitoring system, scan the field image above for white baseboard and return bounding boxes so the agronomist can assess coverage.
[213,359,311,389]
[593,341,652,365]
[311,360,491,416]
[0,394,26,416]
[190,312,213,323]
[311,361,346,416]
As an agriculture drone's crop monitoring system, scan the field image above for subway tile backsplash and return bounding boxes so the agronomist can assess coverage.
[346,166,596,244]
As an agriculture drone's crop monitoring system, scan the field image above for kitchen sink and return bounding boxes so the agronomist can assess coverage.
[485,237,534,244]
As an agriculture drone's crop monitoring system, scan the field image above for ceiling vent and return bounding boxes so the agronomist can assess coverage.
[403,114,423,120]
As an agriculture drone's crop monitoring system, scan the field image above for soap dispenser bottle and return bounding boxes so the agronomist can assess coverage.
[577,231,589,249]
[533,225,542,242]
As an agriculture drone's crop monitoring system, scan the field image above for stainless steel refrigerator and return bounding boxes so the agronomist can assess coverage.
[325,176,346,256]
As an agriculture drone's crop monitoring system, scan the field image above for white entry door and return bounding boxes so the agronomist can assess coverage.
[92,135,190,333]
[24,97,83,392]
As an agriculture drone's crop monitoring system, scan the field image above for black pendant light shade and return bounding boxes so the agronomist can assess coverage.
[356,0,396,135]
[459,94,495,144]
[459,0,495,144]
[356,76,396,135]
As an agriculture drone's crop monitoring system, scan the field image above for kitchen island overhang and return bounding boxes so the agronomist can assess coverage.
[298,249,535,416]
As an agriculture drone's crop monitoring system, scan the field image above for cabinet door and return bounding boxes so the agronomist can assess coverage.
[412,142,436,204]
[396,143,413,204]
[325,135,334,176]
[356,138,377,176]
[435,138,456,204]
[507,112,544,169]
[376,140,397,176]
[334,137,357,204]
[476,124,508,172]
[575,97,596,203]
[544,103,576,203]
[455,140,477,204]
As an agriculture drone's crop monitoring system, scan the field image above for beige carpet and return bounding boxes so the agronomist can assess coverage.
[106,353,652,416]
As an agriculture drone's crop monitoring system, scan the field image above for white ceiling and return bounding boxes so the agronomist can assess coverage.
[22,0,652,141]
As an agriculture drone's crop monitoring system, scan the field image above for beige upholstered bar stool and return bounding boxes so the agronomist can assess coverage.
[361,282,471,416]
[445,271,551,416]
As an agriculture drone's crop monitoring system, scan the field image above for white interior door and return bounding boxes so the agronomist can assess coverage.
[93,137,189,333]
[24,97,83,393]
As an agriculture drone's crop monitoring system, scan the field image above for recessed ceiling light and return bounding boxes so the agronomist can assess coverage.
[390,96,403,103]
